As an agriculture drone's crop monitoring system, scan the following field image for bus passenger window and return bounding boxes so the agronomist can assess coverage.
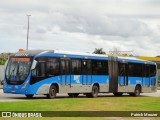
[47,58,59,76]
[71,59,81,74]
[37,62,46,77]
[60,60,70,75]
[150,65,156,77]
[61,61,65,75]
[128,63,142,77]
[54,65,59,75]
[92,60,108,75]
[31,62,46,77]
[47,65,54,76]
[82,61,87,74]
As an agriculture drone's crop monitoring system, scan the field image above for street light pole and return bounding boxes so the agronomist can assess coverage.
[26,15,31,50]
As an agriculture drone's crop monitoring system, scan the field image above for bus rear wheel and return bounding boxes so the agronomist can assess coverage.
[130,86,141,96]
[86,85,99,98]
[47,85,57,99]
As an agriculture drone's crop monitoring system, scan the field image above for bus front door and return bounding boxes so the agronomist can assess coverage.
[60,59,71,85]
[82,60,92,85]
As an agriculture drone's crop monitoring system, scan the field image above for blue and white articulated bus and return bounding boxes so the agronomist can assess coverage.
[3,50,157,98]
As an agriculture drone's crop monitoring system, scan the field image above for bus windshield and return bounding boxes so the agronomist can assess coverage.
[5,57,32,85]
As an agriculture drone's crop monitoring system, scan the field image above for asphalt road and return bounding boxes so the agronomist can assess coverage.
[0,88,159,102]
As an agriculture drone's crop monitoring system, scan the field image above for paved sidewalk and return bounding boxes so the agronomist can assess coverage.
[0,88,3,94]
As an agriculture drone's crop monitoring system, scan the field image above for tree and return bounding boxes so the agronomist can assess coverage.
[93,48,106,54]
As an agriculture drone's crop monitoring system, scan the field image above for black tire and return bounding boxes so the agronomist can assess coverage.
[68,93,79,98]
[113,92,123,96]
[47,85,57,99]
[130,86,141,96]
[25,94,34,98]
[86,85,99,98]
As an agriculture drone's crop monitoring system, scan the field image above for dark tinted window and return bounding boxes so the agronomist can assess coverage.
[34,57,46,77]
[142,64,150,77]
[71,59,81,74]
[142,64,156,77]
[82,60,92,74]
[36,62,46,77]
[128,63,142,77]
[92,60,108,75]
[150,65,156,77]
[60,60,70,75]
[30,57,47,84]
[30,57,60,84]
[46,58,59,76]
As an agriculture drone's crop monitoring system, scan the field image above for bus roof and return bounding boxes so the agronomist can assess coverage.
[12,50,108,59]
[118,56,156,65]
[13,50,54,57]
[12,50,156,65]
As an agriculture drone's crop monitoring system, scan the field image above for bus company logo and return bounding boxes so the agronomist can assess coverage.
[1,112,42,118]
[2,112,12,117]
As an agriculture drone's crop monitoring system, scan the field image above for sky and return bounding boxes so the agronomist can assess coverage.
[0,0,160,56]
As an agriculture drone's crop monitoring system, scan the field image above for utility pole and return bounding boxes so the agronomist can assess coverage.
[26,15,31,50]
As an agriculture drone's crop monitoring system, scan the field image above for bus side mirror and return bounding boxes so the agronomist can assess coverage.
[31,60,37,70]
[4,59,8,70]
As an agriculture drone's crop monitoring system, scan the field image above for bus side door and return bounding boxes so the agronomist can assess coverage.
[81,60,92,85]
[60,59,71,85]
[119,63,128,86]
[142,64,150,87]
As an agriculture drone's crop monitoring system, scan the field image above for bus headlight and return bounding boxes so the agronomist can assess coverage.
[22,81,28,89]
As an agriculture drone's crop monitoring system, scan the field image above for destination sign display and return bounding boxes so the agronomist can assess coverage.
[11,58,30,62]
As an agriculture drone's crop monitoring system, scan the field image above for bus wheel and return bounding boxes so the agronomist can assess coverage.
[68,93,79,98]
[113,92,123,96]
[130,86,141,96]
[86,85,99,98]
[47,85,57,99]
[134,86,141,96]
[25,94,34,98]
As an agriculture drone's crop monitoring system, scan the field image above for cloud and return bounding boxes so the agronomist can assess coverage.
[0,0,160,56]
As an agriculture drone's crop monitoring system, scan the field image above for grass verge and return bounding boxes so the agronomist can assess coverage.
[0,96,160,119]
[0,96,160,111]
